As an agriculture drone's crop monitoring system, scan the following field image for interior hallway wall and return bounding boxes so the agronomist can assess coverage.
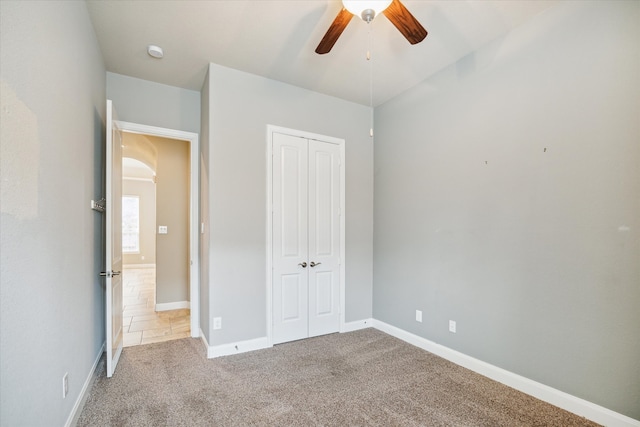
[0,1,106,425]
[152,136,190,305]
[373,1,640,419]
[106,72,200,134]
[204,63,374,346]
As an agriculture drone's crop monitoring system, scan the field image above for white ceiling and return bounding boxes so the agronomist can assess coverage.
[86,0,558,106]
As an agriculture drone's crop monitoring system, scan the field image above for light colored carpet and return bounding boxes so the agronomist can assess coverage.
[77,328,598,426]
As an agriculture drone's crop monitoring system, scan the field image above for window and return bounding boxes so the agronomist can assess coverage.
[122,195,140,253]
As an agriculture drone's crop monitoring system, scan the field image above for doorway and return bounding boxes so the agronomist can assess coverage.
[266,125,346,345]
[121,152,192,346]
[121,157,162,346]
[116,121,200,341]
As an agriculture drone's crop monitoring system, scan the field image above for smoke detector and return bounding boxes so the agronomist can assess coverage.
[147,45,164,59]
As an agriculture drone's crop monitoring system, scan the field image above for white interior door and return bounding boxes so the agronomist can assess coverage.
[308,139,341,337]
[272,133,309,344]
[105,99,123,377]
[271,131,341,345]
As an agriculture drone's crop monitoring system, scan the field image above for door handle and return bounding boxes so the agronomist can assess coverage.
[99,271,122,277]
[310,262,322,267]
[298,262,307,268]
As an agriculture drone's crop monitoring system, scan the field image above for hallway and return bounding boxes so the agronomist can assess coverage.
[122,267,191,347]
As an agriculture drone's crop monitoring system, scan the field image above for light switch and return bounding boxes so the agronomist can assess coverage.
[158,226,168,234]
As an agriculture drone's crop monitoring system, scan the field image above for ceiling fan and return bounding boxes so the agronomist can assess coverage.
[316,0,427,54]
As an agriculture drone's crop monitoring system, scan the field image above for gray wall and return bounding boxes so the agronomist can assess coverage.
[204,63,374,346]
[199,68,212,339]
[0,1,106,425]
[106,72,200,134]
[153,136,190,304]
[122,178,156,265]
[373,1,640,419]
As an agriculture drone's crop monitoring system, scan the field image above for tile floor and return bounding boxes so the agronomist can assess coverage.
[122,267,191,347]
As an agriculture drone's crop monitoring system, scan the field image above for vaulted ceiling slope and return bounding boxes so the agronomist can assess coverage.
[86,0,558,106]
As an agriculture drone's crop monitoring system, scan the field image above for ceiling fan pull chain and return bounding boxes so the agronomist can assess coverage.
[368,21,374,138]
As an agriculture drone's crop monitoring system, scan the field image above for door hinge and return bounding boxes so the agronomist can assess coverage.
[91,198,106,213]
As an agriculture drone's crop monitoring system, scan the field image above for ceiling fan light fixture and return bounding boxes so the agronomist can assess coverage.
[342,0,392,22]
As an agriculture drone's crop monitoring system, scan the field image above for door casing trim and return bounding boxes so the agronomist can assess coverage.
[266,125,346,346]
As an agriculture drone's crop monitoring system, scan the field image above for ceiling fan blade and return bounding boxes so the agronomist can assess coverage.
[383,0,427,45]
[315,8,354,54]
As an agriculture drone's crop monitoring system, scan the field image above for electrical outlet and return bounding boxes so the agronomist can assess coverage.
[415,310,422,322]
[449,320,457,333]
[62,373,69,399]
[213,317,222,330]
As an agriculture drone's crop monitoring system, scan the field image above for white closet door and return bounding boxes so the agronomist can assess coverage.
[272,133,309,344]
[307,139,341,337]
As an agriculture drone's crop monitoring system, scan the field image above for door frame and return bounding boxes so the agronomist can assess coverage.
[117,120,200,338]
[266,125,346,346]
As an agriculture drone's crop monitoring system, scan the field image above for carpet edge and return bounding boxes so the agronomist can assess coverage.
[372,319,639,427]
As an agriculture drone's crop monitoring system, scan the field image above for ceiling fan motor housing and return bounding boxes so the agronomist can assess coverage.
[361,8,376,22]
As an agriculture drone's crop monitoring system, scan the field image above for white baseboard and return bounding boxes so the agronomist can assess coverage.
[372,319,639,427]
[64,342,105,427]
[206,336,271,359]
[202,318,372,358]
[342,318,374,333]
[123,264,155,269]
[155,301,190,312]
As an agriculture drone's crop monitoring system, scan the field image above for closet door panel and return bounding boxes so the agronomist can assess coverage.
[272,133,308,344]
[308,139,341,337]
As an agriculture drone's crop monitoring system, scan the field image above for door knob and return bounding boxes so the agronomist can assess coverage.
[99,270,122,277]
[298,262,307,268]
[310,261,322,267]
